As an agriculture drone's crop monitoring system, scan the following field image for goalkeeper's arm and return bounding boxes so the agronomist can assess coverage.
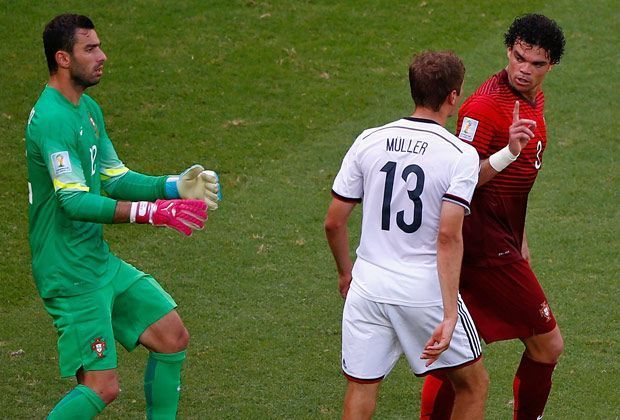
[103,164,220,209]
[57,191,207,236]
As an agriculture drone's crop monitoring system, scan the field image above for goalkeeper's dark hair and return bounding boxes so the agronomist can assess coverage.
[504,14,565,64]
[43,14,95,74]
[409,51,465,112]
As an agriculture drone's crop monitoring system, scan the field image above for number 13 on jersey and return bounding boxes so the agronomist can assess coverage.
[380,161,425,233]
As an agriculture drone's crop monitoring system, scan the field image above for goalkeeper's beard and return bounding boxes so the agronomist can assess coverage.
[70,65,102,89]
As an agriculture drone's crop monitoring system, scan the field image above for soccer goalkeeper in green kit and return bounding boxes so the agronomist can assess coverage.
[25,13,220,419]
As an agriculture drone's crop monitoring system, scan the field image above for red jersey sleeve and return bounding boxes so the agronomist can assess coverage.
[455,95,501,159]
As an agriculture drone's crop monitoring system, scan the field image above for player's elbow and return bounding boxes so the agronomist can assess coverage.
[324,215,345,234]
[57,190,85,220]
[437,229,462,248]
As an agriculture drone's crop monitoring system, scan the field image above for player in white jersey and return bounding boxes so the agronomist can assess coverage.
[325,51,488,419]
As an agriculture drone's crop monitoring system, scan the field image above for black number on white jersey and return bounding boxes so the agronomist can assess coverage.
[380,161,425,233]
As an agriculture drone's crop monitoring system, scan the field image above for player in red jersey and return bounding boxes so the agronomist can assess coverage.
[420,14,566,420]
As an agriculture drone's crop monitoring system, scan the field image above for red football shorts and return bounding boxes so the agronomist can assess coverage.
[459,259,557,343]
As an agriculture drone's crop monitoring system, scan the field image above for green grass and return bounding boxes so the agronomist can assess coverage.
[1,0,618,418]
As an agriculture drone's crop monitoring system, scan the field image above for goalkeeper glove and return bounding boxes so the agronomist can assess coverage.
[166,164,221,210]
[130,199,207,236]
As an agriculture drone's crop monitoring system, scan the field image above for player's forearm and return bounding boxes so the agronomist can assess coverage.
[103,170,168,201]
[325,226,353,276]
[436,234,463,320]
[477,158,500,186]
[477,145,520,187]
[113,201,132,223]
[57,190,117,223]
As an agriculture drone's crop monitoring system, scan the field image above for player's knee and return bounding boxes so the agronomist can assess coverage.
[176,326,190,351]
[166,325,189,353]
[526,327,564,363]
[95,379,120,404]
[548,330,564,361]
[451,364,489,397]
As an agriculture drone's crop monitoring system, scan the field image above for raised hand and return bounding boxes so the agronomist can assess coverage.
[508,100,537,156]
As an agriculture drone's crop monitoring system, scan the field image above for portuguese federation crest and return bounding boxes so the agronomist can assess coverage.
[539,302,552,322]
[91,337,107,358]
[88,115,100,138]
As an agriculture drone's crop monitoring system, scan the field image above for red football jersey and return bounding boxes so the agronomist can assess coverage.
[456,69,547,267]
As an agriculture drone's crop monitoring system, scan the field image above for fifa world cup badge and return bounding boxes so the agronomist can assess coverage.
[539,302,552,322]
[91,337,107,358]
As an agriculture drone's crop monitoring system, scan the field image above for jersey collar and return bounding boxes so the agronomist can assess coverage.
[45,85,82,110]
[403,116,441,126]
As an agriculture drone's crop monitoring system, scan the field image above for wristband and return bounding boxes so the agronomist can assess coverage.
[165,176,181,199]
[488,146,519,172]
[130,201,152,224]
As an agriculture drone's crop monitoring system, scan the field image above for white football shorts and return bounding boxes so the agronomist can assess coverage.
[341,289,482,381]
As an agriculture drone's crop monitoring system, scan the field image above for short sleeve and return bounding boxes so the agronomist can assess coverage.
[456,96,499,159]
[331,135,364,202]
[443,146,479,215]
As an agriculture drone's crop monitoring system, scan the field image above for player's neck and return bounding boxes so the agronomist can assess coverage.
[48,73,86,106]
[410,107,447,127]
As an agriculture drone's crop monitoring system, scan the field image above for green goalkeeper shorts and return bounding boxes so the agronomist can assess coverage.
[43,260,177,378]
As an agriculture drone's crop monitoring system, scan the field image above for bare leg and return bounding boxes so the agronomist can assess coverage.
[522,325,563,363]
[77,368,120,404]
[342,381,381,420]
[444,360,489,420]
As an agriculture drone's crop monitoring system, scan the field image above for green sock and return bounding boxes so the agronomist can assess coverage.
[144,350,186,420]
[48,384,105,419]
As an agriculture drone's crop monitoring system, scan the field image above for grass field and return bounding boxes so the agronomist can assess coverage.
[1,0,618,418]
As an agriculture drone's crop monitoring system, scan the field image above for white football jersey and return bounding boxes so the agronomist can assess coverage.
[332,117,479,306]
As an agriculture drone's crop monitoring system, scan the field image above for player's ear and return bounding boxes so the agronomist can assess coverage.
[506,47,512,60]
[55,50,71,70]
[448,89,458,106]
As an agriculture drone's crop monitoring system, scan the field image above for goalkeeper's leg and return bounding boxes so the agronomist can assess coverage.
[140,310,189,420]
[48,369,118,419]
[111,265,188,419]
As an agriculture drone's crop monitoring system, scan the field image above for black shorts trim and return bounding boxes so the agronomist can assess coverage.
[413,355,483,378]
[342,370,384,384]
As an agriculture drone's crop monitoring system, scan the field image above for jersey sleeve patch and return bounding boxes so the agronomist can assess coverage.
[51,151,72,176]
[458,117,479,142]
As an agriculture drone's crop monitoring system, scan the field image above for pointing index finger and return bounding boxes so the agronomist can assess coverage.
[513,100,520,124]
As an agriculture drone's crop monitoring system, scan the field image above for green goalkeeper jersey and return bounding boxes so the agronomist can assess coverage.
[26,86,167,298]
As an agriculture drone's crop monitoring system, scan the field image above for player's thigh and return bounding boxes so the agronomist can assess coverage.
[342,290,402,381]
[111,262,177,352]
[390,297,482,376]
[44,284,118,378]
[460,260,556,343]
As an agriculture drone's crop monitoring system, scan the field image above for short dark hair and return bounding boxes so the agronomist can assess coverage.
[43,14,95,74]
[408,51,465,112]
[504,14,565,65]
